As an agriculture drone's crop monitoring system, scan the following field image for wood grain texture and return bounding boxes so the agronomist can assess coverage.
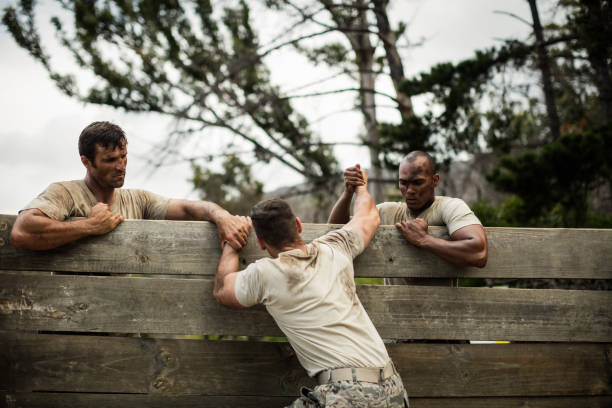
[0,393,295,408]
[2,394,611,408]
[0,274,610,341]
[1,215,611,279]
[1,333,610,397]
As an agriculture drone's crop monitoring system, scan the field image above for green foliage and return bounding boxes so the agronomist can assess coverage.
[400,41,530,132]
[378,40,534,169]
[293,42,351,67]
[473,194,612,229]
[380,2,612,226]
[191,155,264,216]
[376,115,437,170]
[487,126,612,227]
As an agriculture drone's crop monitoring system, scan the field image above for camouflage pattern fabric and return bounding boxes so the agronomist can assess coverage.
[285,372,409,407]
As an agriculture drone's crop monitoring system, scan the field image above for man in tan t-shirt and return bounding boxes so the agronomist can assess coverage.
[11,121,250,251]
[212,172,409,407]
[328,151,488,285]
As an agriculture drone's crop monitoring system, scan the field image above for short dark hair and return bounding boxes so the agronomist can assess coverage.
[78,121,127,162]
[401,150,436,175]
[250,198,300,249]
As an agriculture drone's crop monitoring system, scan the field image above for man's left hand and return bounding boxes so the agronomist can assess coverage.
[395,218,430,247]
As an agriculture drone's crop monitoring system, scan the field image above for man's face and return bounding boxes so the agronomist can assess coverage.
[84,142,128,189]
[398,156,439,214]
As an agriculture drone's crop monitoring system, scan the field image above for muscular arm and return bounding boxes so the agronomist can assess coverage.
[346,175,380,248]
[327,165,365,224]
[10,205,124,250]
[166,199,250,250]
[396,221,488,267]
[213,216,252,308]
[213,244,244,308]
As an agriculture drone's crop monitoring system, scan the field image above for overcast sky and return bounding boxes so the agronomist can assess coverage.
[0,0,533,214]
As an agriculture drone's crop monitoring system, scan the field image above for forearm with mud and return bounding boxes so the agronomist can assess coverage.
[214,245,239,299]
[352,186,377,219]
[167,199,231,223]
[11,213,103,250]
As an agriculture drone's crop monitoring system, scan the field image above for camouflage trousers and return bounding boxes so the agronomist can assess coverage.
[285,372,409,408]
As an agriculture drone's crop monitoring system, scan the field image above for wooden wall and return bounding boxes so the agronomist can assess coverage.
[1,215,611,408]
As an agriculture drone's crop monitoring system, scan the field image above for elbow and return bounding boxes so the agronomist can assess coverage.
[473,254,487,268]
[471,247,488,268]
[371,209,380,229]
[10,229,29,249]
[212,287,223,305]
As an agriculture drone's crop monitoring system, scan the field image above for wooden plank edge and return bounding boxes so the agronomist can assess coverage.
[2,393,612,408]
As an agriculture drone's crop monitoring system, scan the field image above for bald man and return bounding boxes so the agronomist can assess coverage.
[328,151,487,285]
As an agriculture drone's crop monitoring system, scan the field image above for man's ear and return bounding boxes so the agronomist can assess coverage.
[81,155,92,170]
[256,237,266,251]
[432,173,440,187]
[296,217,303,234]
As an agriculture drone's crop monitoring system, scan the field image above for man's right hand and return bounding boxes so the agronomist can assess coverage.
[88,203,124,235]
[344,164,366,194]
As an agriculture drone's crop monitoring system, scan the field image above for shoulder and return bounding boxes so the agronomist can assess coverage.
[315,225,364,258]
[234,258,280,307]
[435,196,469,207]
[376,201,404,211]
[433,196,475,215]
[118,188,170,219]
[434,196,482,233]
[376,201,406,224]
[20,180,87,220]
[46,180,82,194]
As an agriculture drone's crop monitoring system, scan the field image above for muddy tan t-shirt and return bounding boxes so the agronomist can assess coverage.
[377,196,481,236]
[378,196,482,286]
[22,180,169,220]
[234,225,390,377]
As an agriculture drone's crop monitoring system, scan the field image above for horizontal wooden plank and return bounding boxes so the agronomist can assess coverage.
[409,397,612,408]
[1,215,611,279]
[2,394,612,408]
[0,393,294,408]
[1,274,610,341]
[1,333,610,397]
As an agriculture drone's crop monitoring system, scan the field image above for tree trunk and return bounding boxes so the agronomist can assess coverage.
[323,0,385,202]
[371,0,413,120]
[528,0,562,140]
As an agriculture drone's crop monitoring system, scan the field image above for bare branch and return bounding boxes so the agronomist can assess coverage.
[282,87,398,103]
[493,10,533,28]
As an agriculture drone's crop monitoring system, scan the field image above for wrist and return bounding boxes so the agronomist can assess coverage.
[342,188,355,199]
[221,240,239,253]
[417,233,434,248]
[82,217,99,235]
[212,207,230,224]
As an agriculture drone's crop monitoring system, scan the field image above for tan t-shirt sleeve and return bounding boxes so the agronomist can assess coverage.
[314,225,365,260]
[441,197,482,235]
[234,262,265,307]
[21,183,75,220]
[133,189,170,220]
[376,202,403,225]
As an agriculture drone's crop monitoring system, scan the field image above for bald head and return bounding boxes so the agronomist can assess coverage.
[401,151,436,176]
[398,151,439,216]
